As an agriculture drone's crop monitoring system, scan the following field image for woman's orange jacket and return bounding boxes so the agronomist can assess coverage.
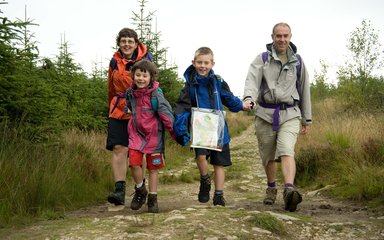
[107,43,149,120]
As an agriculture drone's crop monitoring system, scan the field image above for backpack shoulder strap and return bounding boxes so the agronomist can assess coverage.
[151,87,162,112]
[296,54,302,81]
[110,57,118,70]
[262,51,268,63]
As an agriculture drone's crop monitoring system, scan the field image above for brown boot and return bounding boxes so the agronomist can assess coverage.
[263,187,277,205]
[130,183,148,210]
[147,193,159,213]
[283,187,302,212]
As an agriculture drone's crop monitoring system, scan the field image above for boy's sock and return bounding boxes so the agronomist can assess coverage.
[214,190,223,196]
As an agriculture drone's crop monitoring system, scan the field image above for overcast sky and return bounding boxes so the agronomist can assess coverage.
[3,0,384,96]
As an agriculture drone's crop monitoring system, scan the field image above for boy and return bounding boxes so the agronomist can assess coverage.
[126,59,176,213]
[174,47,252,206]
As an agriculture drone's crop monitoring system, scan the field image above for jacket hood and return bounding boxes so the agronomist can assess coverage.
[183,64,216,85]
[266,42,297,54]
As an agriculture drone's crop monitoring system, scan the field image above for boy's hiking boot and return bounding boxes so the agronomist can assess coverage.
[213,194,225,206]
[263,187,277,205]
[107,181,126,205]
[147,193,159,213]
[130,183,148,210]
[198,177,211,203]
[283,187,302,212]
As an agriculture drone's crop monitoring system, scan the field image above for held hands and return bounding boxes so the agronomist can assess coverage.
[176,133,190,146]
[242,100,254,111]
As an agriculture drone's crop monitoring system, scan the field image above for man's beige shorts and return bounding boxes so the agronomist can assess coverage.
[255,117,300,166]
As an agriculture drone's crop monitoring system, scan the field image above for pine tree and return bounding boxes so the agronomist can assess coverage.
[130,0,183,105]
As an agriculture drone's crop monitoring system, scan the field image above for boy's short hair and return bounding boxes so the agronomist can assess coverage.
[194,47,214,60]
[116,28,139,46]
[130,59,158,82]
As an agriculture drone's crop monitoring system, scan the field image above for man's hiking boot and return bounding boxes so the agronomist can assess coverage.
[283,187,302,212]
[213,194,225,206]
[130,183,148,210]
[263,187,277,205]
[107,181,126,205]
[147,193,159,213]
[198,177,211,203]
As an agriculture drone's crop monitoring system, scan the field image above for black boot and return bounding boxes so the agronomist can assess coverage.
[107,181,126,205]
[198,175,211,203]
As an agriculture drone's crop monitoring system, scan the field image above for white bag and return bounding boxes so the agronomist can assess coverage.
[190,107,226,152]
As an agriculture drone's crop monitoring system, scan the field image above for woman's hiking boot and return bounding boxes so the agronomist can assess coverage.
[130,183,148,210]
[198,176,211,203]
[263,187,277,205]
[283,187,302,212]
[147,193,159,213]
[107,181,126,205]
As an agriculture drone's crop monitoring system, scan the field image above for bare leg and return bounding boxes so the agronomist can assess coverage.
[196,155,209,176]
[148,169,159,193]
[131,165,144,184]
[280,155,296,184]
[213,165,224,190]
[264,160,276,183]
[112,145,128,181]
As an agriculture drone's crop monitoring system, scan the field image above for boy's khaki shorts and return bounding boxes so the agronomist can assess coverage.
[255,117,300,166]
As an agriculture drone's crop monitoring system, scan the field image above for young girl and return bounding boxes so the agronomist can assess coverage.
[125,59,175,213]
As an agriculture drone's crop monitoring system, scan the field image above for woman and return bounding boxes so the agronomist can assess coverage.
[106,27,152,205]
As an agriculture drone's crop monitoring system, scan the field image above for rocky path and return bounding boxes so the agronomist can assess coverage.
[2,126,384,239]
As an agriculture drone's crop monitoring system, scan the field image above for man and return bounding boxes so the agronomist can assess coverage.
[243,22,312,212]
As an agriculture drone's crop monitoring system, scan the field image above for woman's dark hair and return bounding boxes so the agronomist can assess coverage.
[130,59,158,83]
[116,28,139,46]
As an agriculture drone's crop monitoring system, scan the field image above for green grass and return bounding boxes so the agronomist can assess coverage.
[0,126,112,227]
[295,97,384,204]
[0,112,254,227]
[247,212,287,235]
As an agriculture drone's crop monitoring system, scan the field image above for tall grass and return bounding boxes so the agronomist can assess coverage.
[0,124,112,227]
[0,111,253,226]
[295,98,384,205]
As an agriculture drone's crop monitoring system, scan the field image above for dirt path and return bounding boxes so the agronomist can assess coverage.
[2,126,384,239]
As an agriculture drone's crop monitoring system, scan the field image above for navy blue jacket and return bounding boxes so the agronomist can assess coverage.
[173,65,243,145]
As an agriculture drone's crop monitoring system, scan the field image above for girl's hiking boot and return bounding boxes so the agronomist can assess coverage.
[263,187,277,205]
[130,184,148,210]
[283,187,302,212]
[213,193,225,206]
[147,193,159,213]
[198,177,211,203]
[107,181,126,205]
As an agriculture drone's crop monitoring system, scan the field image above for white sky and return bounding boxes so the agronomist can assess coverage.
[3,0,384,96]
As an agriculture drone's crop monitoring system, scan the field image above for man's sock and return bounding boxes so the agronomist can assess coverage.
[284,183,295,188]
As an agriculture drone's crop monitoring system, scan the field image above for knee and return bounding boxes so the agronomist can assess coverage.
[113,145,128,156]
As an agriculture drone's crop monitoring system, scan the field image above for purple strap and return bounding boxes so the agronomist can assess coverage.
[111,93,126,113]
[258,102,295,131]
